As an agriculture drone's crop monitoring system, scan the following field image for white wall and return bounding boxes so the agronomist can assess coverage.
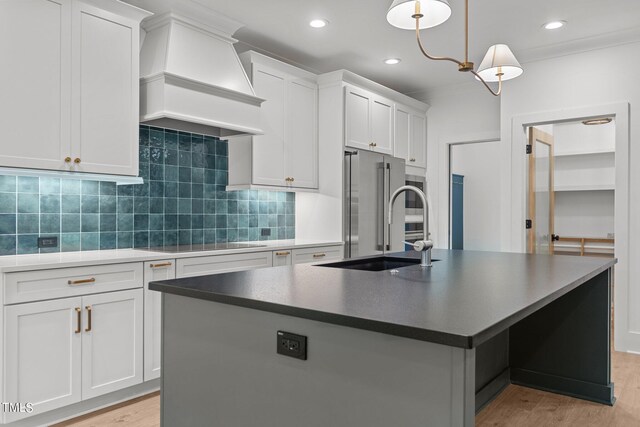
[450,141,502,251]
[413,81,500,249]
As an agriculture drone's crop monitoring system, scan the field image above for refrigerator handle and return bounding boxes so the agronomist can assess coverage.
[377,162,385,252]
[385,162,392,251]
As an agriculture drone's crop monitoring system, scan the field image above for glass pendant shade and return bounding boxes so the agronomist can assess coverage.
[386,0,452,30]
[477,44,523,82]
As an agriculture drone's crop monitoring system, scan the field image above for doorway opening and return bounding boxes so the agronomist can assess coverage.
[448,140,502,251]
[526,120,615,259]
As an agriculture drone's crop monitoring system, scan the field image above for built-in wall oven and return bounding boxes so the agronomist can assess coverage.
[405,174,427,250]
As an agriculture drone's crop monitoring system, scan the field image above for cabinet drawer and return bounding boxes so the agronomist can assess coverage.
[176,252,273,278]
[272,250,293,267]
[292,245,343,265]
[4,263,143,305]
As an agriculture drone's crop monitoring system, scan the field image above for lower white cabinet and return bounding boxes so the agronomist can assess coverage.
[292,245,344,265]
[176,251,273,278]
[4,298,82,423]
[81,289,143,400]
[3,288,143,422]
[143,260,176,381]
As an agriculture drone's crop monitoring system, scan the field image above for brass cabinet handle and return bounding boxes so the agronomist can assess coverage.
[150,262,172,268]
[64,156,72,163]
[85,306,92,332]
[313,253,326,258]
[74,158,81,164]
[75,307,82,334]
[68,277,96,286]
[369,142,375,147]
[275,251,291,256]
[410,158,416,162]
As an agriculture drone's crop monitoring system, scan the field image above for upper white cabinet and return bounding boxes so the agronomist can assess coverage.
[394,104,427,169]
[0,0,150,176]
[229,51,318,190]
[345,85,394,155]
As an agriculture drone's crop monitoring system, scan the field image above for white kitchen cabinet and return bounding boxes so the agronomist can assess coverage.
[176,251,273,278]
[143,260,176,381]
[229,51,318,190]
[0,0,149,176]
[345,85,394,155]
[81,288,143,400]
[395,104,427,169]
[292,245,344,265]
[272,250,292,266]
[4,297,82,423]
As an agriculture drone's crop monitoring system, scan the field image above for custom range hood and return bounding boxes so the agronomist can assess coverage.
[138,12,264,137]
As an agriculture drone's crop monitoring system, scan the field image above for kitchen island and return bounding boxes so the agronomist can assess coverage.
[150,250,615,426]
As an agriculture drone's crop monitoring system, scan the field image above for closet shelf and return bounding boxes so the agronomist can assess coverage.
[554,149,615,157]
[554,184,614,192]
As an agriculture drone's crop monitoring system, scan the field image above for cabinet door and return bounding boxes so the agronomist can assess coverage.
[252,67,287,186]
[70,1,139,176]
[272,250,292,266]
[81,289,143,399]
[143,260,176,381]
[4,297,82,423]
[394,106,410,161]
[409,113,427,169]
[0,0,72,171]
[370,96,394,155]
[345,86,372,151]
[285,79,318,188]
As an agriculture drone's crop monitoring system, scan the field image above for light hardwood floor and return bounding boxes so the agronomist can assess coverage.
[55,350,639,427]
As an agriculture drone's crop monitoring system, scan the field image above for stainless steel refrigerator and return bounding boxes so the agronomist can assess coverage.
[344,150,406,258]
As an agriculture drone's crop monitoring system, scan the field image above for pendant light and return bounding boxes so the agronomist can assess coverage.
[386,0,523,96]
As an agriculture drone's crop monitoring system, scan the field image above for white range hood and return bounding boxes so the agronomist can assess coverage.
[138,12,264,137]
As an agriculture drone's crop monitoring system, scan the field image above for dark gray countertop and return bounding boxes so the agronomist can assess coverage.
[149,250,615,349]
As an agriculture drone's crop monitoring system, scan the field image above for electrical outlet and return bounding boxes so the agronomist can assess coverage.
[38,236,58,248]
[277,331,307,360]
[261,228,271,237]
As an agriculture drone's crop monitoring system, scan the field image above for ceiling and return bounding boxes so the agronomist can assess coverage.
[127,0,640,96]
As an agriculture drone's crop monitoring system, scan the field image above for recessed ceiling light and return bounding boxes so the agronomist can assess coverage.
[582,118,613,126]
[309,19,328,28]
[384,58,401,65]
[543,20,566,30]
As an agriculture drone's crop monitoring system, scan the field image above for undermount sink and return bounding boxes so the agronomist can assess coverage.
[318,256,438,272]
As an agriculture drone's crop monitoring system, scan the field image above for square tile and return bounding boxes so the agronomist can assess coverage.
[165,165,178,182]
[61,233,81,252]
[118,185,134,197]
[100,233,117,250]
[18,214,39,234]
[216,140,228,156]
[40,214,60,233]
[164,198,177,214]
[178,199,192,214]
[0,176,16,193]
[61,195,81,214]
[149,181,164,197]
[18,234,39,254]
[0,192,16,213]
[204,214,216,229]
[149,231,164,247]
[40,195,61,213]
[165,182,178,198]
[134,214,149,231]
[100,214,117,232]
[0,235,16,255]
[61,214,81,233]
[192,214,203,229]
[117,232,133,249]
[149,198,164,214]
[81,214,99,232]
[81,233,99,251]
[204,229,216,244]
[164,215,177,230]
[134,197,149,214]
[117,214,134,232]
[18,176,39,193]
[118,197,134,214]
[178,132,191,151]
[165,149,178,166]
[165,130,178,150]
[191,199,203,213]
[179,151,192,167]
[150,128,164,147]
[179,182,191,198]
[178,230,191,246]
[191,229,204,244]
[40,178,60,195]
[134,231,149,248]
[164,230,178,246]
[149,214,164,231]
[100,182,117,196]
[81,195,99,214]
[178,214,191,230]
[61,179,81,195]
[0,214,16,234]
[81,180,99,196]
[100,195,117,214]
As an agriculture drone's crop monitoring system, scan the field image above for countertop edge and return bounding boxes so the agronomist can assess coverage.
[0,241,344,273]
[149,281,472,349]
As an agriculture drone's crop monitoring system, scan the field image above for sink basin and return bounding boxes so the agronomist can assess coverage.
[317,256,436,272]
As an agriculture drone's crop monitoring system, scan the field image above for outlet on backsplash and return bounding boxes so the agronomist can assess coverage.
[0,125,295,256]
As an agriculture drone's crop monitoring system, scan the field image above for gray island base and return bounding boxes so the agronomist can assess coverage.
[150,250,615,426]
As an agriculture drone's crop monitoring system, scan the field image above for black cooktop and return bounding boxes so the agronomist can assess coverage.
[142,243,267,253]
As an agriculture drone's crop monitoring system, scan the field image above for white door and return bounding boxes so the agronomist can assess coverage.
[81,289,143,399]
[394,106,410,161]
[252,67,287,186]
[70,1,139,176]
[143,261,176,381]
[0,0,72,171]
[370,96,394,155]
[285,79,318,188]
[409,113,427,168]
[4,298,82,423]
[345,86,372,151]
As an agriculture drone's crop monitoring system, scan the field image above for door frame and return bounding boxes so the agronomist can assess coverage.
[509,102,630,352]
[438,131,501,249]
[527,127,555,254]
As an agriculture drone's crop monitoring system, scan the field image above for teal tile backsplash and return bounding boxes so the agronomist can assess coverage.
[0,125,295,256]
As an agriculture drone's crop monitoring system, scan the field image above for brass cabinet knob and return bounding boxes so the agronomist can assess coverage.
[290,177,295,182]
[74,158,81,164]
[410,158,416,162]
[64,156,72,163]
